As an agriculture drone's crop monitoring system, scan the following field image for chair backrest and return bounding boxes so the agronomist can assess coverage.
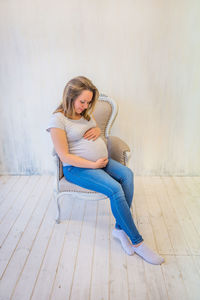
[56,94,118,180]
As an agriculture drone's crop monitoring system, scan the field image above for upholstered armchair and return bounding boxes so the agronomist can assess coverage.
[52,94,131,223]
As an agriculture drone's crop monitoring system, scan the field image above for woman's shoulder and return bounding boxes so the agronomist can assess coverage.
[46,112,66,132]
[52,111,69,122]
[53,111,64,117]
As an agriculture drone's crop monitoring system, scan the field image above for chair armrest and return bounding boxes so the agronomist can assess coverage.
[107,136,131,166]
[52,148,57,157]
[51,148,64,183]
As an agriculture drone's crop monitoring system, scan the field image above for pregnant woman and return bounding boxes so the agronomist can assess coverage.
[46,76,164,265]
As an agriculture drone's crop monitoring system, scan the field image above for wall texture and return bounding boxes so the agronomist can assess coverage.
[0,0,200,175]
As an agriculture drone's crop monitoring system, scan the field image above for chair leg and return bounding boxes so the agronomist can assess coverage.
[55,194,62,224]
[55,193,75,224]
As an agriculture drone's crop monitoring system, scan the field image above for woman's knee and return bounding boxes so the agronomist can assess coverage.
[109,181,124,198]
[127,167,134,178]
[122,166,134,182]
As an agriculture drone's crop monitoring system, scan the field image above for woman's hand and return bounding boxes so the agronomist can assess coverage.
[83,127,101,141]
[92,157,109,169]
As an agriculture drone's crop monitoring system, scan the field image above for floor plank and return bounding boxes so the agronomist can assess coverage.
[109,213,129,300]
[90,200,110,300]
[0,176,50,279]
[0,176,53,299]
[162,255,189,300]
[69,200,98,300]
[0,176,19,206]
[31,197,74,300]
[0,176,39,248]
[11,182,56,299]
[50,198,86,300]
[176,255,200,300]
[0,176,28,222]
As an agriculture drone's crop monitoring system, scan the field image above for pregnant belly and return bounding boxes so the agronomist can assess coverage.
[69,137,108,162]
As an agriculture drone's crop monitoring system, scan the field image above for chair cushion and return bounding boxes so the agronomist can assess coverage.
[59,176,99,193]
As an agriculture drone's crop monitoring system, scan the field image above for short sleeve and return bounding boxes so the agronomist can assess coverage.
[46,113,65,132]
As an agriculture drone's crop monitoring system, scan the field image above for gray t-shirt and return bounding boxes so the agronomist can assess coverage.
[46,112,108,166]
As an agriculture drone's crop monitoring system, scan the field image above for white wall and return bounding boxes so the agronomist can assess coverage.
[0,0,200,175]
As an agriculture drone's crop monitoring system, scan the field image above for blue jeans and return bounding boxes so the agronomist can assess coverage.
[63,158,143,245]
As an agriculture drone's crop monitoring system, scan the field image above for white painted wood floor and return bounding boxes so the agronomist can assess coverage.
[0,175,200,300]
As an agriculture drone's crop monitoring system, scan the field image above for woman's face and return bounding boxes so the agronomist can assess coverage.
[73,90,93,114]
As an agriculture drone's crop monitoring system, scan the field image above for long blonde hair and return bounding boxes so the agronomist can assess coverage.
[54,76,99,121]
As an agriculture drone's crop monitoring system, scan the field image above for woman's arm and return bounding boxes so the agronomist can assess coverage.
[50,128,98,168]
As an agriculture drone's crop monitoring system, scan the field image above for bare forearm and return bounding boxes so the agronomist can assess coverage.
[61,153,95,168]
